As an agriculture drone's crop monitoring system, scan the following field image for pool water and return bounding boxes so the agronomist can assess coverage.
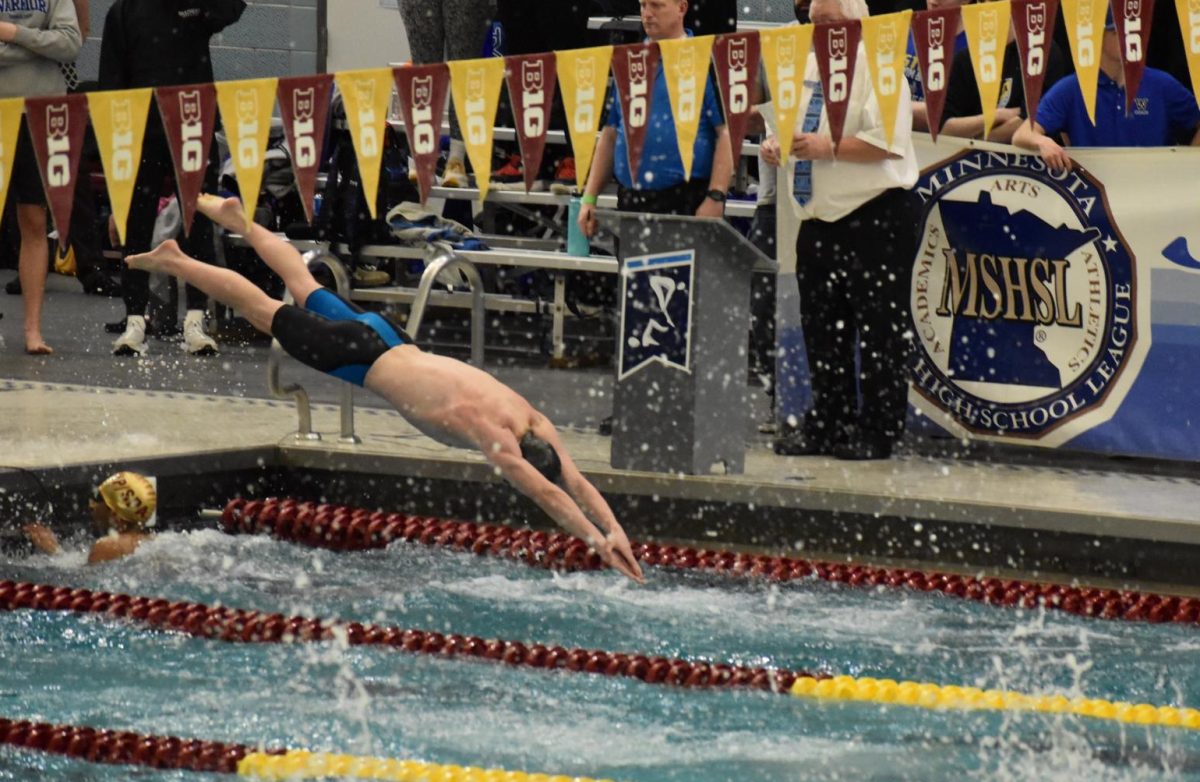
[1,527,1199,781]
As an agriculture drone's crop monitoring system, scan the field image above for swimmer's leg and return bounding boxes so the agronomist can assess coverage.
[126,240,282,333]
[195,194,321,307]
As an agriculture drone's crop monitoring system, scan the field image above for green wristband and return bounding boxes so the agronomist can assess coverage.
[581,193,598,206]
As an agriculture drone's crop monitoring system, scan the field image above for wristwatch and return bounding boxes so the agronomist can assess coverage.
[705,189,727,203]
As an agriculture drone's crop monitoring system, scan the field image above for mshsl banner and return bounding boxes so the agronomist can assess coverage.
[908,137,1200,458]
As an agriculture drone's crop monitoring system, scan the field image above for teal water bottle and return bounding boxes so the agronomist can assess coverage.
[567,196,590,257]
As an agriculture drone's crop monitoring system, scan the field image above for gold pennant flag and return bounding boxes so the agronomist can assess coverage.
[659,34,715,180]
[759,24,814,159]
[1060,0,1108,123]
[861,11,912,150]
[448,57,506,201]
[1176,0,1200,107]
[0,99,25,230]
[335,68,395,218]
[961,1,1011,139]
[215,78,278,229]
[88,89,152,246]
[556,45,614,191]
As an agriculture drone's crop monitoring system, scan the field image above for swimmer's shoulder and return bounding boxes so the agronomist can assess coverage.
[88,533,151,565]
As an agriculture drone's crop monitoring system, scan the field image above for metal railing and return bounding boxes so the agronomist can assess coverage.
[267,248,361,444]
[406,248,486,367]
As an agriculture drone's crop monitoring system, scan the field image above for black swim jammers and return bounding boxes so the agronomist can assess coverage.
[271,288,412,386]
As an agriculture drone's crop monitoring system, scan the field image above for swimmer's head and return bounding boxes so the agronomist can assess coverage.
[91,472,156,534]
[519,432,563,485]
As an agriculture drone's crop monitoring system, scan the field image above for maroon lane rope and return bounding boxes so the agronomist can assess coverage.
[0,580,817,693]
[219,498,1200,627]
[0,716,261,773]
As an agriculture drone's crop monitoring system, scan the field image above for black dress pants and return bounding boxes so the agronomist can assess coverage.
[794,187,918,445]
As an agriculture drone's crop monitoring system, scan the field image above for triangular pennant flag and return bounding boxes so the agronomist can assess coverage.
[759,24,815,157]
[1060,0,1108,123]
[392,64,451,205]
[505,53,558,193]
[155,83,217,236]
[335,68,395,217]
[961,0,1011,139]
[610,42,661,183]
[659,34,715,180]
[1113,0,1155,114]
[0,99,23,228]
[278,73,334,224]
[448,57,506,201]
[1177,0,1200,106]
[87,88,153,247]
[556,46,613,191]
[911,8,962,141]
[25,94,88,250]
[861,11,912,150]
[215,78,278,229]
[813,20,862,147]
[712,32,762,164]
[1011,0,1060,123]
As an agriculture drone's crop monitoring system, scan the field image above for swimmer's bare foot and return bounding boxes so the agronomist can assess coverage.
[196,194,248,234]
[24,334,53,355]
[126,239,188,274]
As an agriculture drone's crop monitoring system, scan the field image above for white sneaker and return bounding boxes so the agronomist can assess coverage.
[182,309,218,355]
[112,315,148,356]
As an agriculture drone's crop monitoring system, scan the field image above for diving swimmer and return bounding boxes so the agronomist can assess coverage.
[126,195,643,583]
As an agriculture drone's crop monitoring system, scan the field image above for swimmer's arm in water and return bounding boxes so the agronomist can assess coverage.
[88,534,147,565]
[479,424,643,583]
[22,524,61,555]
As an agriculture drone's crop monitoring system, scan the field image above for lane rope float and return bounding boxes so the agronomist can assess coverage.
[0,580,814,693]
[3,580,1198,733]
[0,716,614,781]
[219,498,1200,627]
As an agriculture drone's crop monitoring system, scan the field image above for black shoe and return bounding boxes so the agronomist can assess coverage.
[833,438,894,461]
[5,278,20,295]
[105,318,127,334]
[773,428,834,456]
[598,415,614,436]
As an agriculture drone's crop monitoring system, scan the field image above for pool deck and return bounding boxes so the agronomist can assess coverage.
[3,276,1200,588]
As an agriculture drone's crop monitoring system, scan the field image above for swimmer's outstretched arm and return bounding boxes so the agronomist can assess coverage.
[23,524,61,555]
[479,425,643,583]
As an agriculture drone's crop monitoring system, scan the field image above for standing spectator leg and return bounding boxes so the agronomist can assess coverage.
[114,134,173,355]
[17,204,51,355]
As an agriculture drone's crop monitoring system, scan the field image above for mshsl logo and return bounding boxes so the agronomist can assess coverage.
[910,149,1146,444]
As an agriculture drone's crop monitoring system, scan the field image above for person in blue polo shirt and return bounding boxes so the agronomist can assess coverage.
[1013,13,1200,168]
[577,0,733,235]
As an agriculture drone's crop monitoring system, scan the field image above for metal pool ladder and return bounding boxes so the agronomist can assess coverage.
[268,246,487,443]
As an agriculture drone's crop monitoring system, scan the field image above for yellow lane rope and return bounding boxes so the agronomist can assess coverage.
[238,750,615,781]
[790,675,1200,730]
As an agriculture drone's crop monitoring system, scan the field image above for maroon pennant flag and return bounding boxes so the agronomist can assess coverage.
[1011,0,1059,123]
[504,53,558,193]
[278,74,334,224]
[393,64,451,204]
[1113,0,1154,115]
[25,94,88,250]
[911,7,961,141]
[155,83,217,236]
[610,42,660,182]
[813,21,861,147]
[713,32,762,165]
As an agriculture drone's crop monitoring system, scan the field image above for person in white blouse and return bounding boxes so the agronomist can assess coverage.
[762,0,919,460]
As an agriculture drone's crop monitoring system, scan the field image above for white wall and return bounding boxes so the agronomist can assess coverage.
[326,0,411,72]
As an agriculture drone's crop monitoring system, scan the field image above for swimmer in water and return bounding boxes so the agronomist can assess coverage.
[126,195,643,583]
[24,471,156,564]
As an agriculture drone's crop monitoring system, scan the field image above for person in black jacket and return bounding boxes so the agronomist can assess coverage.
[99,0,246,357]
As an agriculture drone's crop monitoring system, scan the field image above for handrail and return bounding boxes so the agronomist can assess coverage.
[266,248,361,444]
[407,248,486,367]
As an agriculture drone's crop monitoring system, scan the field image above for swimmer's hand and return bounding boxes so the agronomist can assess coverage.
[23,524,61,555]
[591,530,644,584]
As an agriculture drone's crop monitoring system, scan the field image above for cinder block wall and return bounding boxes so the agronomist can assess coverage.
[77,0,319,84]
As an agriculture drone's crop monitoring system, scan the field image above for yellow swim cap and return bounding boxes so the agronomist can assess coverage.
[97,472,157,528]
